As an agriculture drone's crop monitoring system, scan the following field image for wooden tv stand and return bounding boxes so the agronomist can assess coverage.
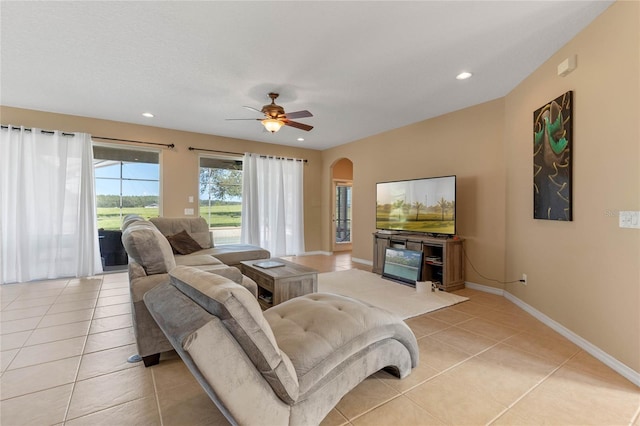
[372,232,465,292]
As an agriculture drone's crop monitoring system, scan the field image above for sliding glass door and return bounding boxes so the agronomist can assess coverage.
[199,156,243,245]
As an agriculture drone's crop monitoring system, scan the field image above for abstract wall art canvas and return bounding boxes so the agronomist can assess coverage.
[533,91,573,221]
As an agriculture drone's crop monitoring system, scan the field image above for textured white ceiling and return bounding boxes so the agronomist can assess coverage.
[1,1,612,150]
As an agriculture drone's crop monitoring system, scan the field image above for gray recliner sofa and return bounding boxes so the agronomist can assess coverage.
[121,215,270,366]
[145,265,419,426]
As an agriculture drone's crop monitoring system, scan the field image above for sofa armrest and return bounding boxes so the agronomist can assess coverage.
[130,273,170,302]
[196,265,259,299]
[240,275,258,299]
[128,261,148,282]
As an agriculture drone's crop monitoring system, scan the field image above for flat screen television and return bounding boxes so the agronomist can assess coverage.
[376,175,456,236]
[382,247,423,286]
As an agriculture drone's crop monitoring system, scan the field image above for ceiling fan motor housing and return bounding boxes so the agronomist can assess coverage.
[262,93,285,118]
[262,103,285,118]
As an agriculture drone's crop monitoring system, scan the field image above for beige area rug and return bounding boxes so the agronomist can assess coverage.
[318,269,468,320]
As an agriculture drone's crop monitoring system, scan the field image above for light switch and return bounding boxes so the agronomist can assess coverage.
[184,208,194,216]
[619,211,640,229]
[188,196,194,203]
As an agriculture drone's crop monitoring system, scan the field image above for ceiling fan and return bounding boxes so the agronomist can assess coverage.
[227,92,313,133]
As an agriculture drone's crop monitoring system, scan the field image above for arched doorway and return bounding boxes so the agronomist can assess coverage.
[331,158,353,252]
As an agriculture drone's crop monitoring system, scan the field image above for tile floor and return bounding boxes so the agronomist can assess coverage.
[1,253,638,425]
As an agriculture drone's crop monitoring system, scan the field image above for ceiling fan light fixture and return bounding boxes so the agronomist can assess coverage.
[456,71,473,80]
[262,118,284,133]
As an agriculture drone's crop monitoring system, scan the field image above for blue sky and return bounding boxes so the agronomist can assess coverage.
[94,163,159,196]
[94,163,242,202]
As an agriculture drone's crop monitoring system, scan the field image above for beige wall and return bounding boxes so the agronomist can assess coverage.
[321,98,507,288]
[332,158,353,181]
[503,1,639,372]
[1,106,324,252]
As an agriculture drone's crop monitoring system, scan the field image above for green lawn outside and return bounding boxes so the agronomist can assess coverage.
[97,207,159,230]
[97,204,242,230]
[200,204,242,228]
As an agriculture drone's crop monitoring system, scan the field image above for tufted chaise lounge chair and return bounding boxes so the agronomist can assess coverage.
[144,265,419,426]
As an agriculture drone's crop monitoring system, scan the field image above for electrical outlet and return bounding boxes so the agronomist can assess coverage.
[619,211,640,229]
[521,273,527,285]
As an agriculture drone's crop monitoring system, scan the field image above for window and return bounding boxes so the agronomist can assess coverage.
[199,156,243,244]
[93,145,160,230]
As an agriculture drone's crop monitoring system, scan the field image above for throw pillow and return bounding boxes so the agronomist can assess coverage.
[167,230,203,255]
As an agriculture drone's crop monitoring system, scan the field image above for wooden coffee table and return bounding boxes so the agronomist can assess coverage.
[240,258,318,309]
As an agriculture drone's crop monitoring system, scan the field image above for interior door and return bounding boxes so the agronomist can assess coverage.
[333,181,352,251]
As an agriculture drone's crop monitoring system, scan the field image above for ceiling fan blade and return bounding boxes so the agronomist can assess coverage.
[242,105,263,114]
[226,118,262,121]
[284,120,313,131]
[281,110,313,119]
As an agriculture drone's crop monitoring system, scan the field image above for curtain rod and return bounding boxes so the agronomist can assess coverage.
[1,124,75,137]
[188,146,307,163]
[92,136,174,149]
[1,125,174,149]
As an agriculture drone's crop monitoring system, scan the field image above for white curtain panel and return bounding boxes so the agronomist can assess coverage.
[241,153,305,257]
[0,126,102,283]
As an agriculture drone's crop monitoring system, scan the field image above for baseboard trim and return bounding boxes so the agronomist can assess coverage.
[464,281,504,296]
[293,251,372,266]
[465,281,640,387]
[351,257,373,266]
[298,251,332,256]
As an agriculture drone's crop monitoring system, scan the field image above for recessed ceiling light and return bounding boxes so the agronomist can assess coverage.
[456,72,473,80]
[297,137,305,142]
[142,112,154,118]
